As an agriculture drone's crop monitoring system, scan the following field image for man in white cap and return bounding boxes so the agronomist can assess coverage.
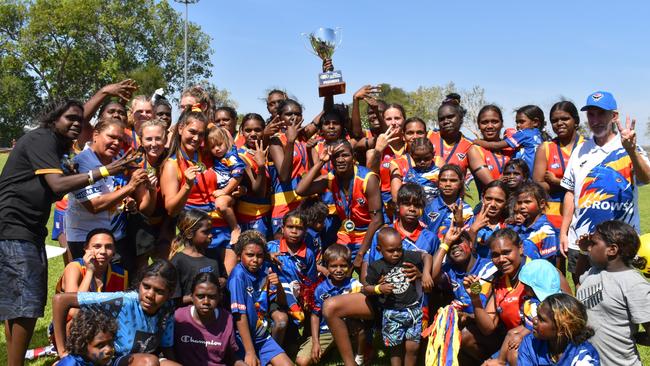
[560,91,650,285]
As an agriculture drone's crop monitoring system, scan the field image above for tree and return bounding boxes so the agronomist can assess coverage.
[0,0,215,142]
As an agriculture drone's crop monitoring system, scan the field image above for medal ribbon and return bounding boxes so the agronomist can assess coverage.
[440,135,460,165]
[337,167,356,221]
[556,134,580,172]
[489,150,505,174]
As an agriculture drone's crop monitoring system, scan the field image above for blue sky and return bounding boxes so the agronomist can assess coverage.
[169,0,650,143]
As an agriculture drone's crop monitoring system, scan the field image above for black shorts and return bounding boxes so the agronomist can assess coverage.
[0,240,48,320]
[567,248,584,273]
[127,212,158,257]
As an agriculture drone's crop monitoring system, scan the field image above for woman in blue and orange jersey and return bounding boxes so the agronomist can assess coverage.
[236,113,272,240]
[427,94,476,176]
[160,107,233,269]
[296,139,383,269]
[533,101,583,235]
[310,107,359,247]
[268,99,311,237]
[366,103,408,220]
[132,118,174,272]
[469,105,513,196]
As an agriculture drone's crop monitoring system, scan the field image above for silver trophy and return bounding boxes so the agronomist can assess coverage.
[302,27,346,97]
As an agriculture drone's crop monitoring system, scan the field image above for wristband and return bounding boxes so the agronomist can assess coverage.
[440,242,450,252]
[374,285,381,295]
[87,170,95,185]
[99,166,109,178]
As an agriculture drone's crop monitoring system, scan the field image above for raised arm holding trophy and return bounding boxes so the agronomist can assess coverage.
[303,27,346,97]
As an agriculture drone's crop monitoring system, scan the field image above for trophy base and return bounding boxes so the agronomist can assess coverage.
[319,81,346,97]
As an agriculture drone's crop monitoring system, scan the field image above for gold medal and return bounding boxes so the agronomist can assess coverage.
[343,219,355,233]
[196,162,206,173]
[470,281,482,295]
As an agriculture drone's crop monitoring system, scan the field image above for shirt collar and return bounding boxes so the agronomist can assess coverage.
[279,238,307,257]
[393,219,424,242]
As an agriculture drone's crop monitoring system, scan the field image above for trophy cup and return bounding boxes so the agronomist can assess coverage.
[302,27,346,97]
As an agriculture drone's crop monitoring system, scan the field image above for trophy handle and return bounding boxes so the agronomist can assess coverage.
[301,32,319,57]
[334,27,343,50]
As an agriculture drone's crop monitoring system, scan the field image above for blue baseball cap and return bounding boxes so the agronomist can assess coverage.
[519,259,561,302]
[580,91,617,111]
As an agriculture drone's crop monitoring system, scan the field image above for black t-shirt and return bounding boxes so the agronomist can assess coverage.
[366,250,423,309]
[0,128,67,244]
[171,252,221,298]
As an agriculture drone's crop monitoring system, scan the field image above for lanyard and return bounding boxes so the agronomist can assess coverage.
[489,150,506,174]
[556,134,580,171]
[131,129,139,150]
[440,135,460,165]
[337,169,356,219]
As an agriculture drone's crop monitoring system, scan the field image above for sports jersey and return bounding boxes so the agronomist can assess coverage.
[313,277,362,333]
[517,334,600,365]
[136,155,167,226]
[422,195,473,244]
[268,133,309,219]
[541,135,584,231]
[66,145,130,242]
[400,156,441,204]
[233,132,246,148]
[515,214,558,261]
[441,256,496,314]
[474,145,511,194]
[466,215,506,259]
[267,239,318,323]
[505,128,543,173]
[314,141,338,216]
[378,144,406,203]
[561,136,648,250]
[213,146,246,190]
[228,262,274,342]
[77,291,174,357]
[56,258,128,294]
[428,131,473,174]
[57,355,94,366]
[235,147,271,223]
[493,256,532,330]
[364,220,436,263]
[327,165,379,246]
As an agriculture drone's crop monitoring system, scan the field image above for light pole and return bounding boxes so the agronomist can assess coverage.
[173,0,200,89]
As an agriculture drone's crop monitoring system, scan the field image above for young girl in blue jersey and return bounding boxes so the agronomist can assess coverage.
[473,105,548,174]
[423,164,474,243]
[512,181,559,262]
[169,209,224,305]
[208,126,246,245]
[517,293,600,365]
[266,211,319,347]
[400,137,441,205]
[296,244,364,366]
[53,260,181,366]
[467,180,509,259]
[57,309,116,366]
[228,230,292,366]
[298,196,330,275]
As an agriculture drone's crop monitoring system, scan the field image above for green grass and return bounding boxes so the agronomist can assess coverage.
[0,152,648,365]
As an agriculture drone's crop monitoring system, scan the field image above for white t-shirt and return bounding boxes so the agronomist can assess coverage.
[65,145,128,242]
[561,135,648,250]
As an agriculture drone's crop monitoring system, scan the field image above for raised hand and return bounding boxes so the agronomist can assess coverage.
[443,226,463,246]
[374,126,401,152]
[106,148,140,175]
[285,115,304,143]
[616,115,637,152]
[322,58,334,72]
[253,139,268,168]
[102,79,138,103]
[263,115,282,139]
[318,145,333,164]
[183,165,199,187]
[129,169,149,187]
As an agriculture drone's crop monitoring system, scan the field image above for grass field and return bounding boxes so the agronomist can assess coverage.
[0,151,648,365]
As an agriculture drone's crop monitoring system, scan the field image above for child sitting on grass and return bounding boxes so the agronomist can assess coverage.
[363,227,430,366]
[58,309,116,366]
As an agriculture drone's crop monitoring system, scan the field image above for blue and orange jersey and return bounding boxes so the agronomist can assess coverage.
[56,259,128,294]
[327,165,378,245]
[213,146,246,189]
[123,128,141,151]
[493,257,532,330]
[268,133,310,219]
[428,131,473,174]
[379,144,406,202]
[515,214,558,261]
[575,147,636,235]
[315,141,337,215]
[267,238,319,323]
[168,148,227,228]
[505,128,543,174]
[475,145,511,194]
[441,256,496,314]
[401,155,441,203]
[423,195,473,245]
[541,136,584,230]
[235,147,271,222]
